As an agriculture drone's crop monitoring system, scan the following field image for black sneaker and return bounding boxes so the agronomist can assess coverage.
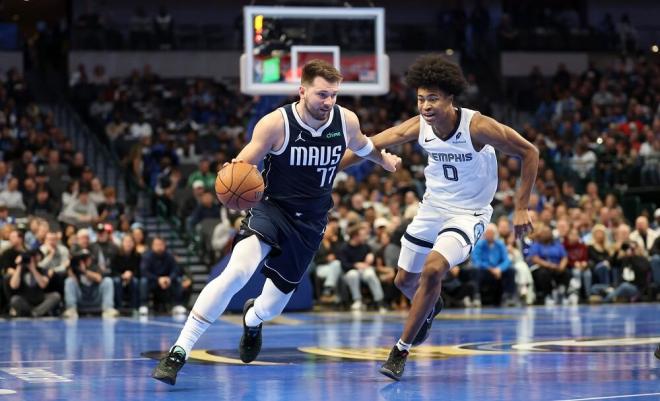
[239,298,262,363]
[411,296,444,346]
[378,346,409,381]
[655,345,660,360]
[151,345,186,385]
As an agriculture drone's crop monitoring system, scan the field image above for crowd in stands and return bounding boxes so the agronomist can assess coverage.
[66,51,660,313]
[0,69,190,319]
[70,2,642,53]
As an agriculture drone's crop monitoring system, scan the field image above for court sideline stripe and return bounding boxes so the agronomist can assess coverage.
[554,392,660,401]
[0,357,150,364]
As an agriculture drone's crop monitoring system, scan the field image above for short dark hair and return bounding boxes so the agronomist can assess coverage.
[405,54,467,96]
[301,59,343,86]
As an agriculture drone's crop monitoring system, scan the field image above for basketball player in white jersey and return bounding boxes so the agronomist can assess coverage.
[341,54,539,380]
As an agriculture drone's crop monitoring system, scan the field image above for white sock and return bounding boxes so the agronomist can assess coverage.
[244,306,263,327]
[396,339,411,352]
[245,279,293,327]
[174,313,210,358]
[173,236,270,354]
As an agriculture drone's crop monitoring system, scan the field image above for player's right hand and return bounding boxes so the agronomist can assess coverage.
[222,158,257,169]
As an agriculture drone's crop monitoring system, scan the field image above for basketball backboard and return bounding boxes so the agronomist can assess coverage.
[241,6,389,96]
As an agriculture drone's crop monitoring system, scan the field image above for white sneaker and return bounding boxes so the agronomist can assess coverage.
[378,305,388,314]
[62,308,78,319]
[544,296,556,306]
[462,296,472,308]
[568,293,579,306]
[102,308,120,319]
[472,298,482,308]
[350,301,363,311]
[171,305,187,315]
[138,306,149,316]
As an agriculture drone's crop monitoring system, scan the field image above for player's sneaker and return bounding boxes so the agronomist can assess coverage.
[655,345,660,360]
[411,296,444,346]
[151,345,186,385]
[378,346,409,381]
[239,298,262,363]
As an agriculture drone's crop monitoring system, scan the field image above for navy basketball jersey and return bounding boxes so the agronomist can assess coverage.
[263,102,348,214]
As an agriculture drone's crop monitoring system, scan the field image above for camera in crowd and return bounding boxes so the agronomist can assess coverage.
[70,249,92,277]
[19,249,43,268]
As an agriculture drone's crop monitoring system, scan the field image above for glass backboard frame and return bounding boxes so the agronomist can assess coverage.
[241,6,389,96]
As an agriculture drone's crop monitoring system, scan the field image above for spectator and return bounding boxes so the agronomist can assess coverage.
[110,235,142,313]
[59,187,99,228]
[629,216,658,256]
[593,241,650,302]
[38,231,70,294]
[7,250,61,317]
[63,249,118,318]
[563,228,590,304]
[471,224,516,306]
[339,225,386,312]
[0,177,26,211]
[587,224,614,300]
[140,237,185,314]
[186,158,215,190]
[188,191,221,231]
[97,187,125,227]
[527,224,570,305]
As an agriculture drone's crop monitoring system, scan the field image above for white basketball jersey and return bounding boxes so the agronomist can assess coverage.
[419,107,498,211]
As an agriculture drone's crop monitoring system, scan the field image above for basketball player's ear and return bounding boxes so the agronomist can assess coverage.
[298,85,306,100]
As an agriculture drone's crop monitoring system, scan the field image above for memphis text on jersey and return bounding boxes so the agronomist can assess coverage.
[428,152,473,163]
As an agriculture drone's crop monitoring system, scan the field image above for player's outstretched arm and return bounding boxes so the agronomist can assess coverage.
[339,114,419,171]
[471,114,539,239]
[231,111,283,166]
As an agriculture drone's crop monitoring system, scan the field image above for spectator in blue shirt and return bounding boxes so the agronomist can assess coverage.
[471,224,516,306]
[527,224,570,305]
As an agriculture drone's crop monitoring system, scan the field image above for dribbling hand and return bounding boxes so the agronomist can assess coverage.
[381,150,401,172]
[513,209,533,239]
[222,158,258,170]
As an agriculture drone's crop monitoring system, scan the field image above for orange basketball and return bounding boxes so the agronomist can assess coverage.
[215,162,264,210]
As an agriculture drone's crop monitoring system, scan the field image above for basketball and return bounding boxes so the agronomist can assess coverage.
[215,162,264,210]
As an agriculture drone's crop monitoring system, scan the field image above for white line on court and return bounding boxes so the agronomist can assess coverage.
[0,357,150,365]
[554,392,660,401]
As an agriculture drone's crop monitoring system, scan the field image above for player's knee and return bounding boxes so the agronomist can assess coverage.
[394,270,416,291]
[421,254,449,287]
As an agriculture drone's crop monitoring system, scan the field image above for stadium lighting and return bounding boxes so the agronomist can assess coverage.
[652,45,659,53]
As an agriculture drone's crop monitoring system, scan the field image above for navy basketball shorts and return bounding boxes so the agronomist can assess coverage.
[235,199,327,293]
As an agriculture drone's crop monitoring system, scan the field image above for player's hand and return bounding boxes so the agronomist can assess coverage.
[513,209,533,239]
[380,150,401,172]
[222,158,258,169]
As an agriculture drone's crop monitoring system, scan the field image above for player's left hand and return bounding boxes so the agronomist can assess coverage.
[381,150,401,172]
[513,209,533,239]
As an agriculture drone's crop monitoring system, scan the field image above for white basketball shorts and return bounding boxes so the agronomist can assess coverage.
[398,201,492,273]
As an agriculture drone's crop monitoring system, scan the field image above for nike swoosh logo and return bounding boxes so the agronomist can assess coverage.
[473,212,485,216]
[424,137,436,142]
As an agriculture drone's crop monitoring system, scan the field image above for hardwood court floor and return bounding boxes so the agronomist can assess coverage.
[1,304,659,401]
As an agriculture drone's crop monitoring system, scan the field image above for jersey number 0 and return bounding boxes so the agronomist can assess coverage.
[442,164,459,181]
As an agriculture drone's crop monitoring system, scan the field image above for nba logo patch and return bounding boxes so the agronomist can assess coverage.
[474,222,485,242]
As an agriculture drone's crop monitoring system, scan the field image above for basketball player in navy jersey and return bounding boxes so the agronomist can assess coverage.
[341,54,539,380]
[152,60,401,385]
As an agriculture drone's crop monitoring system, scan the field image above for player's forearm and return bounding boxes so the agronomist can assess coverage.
[514,145,539,210]
[338,149,362,171]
